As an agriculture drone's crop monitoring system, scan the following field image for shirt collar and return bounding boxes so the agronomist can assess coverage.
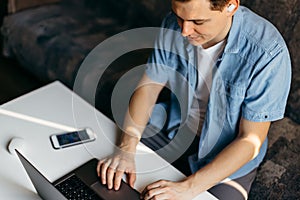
[224,6,243,54]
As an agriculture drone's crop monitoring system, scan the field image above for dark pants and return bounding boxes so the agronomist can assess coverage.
[208,168,257,200]
[141,125,257,200]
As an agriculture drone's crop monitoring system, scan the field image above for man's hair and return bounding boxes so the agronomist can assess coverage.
[174,0,231,11]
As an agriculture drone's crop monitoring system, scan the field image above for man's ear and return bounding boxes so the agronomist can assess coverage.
[227,4,236,12]
[225,0,239,16]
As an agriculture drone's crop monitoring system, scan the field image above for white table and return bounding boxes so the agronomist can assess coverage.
[0,81,217,199]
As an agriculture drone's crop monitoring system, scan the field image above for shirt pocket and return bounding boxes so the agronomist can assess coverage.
[223,82,245,114]
[218,82,245,114]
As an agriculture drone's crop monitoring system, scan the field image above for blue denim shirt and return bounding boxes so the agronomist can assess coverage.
[145,6,291,179]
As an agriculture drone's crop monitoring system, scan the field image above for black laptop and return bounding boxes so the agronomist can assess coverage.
[16,150,140,200]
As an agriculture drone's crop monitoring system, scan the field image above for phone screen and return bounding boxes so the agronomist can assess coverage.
[56,130,90,146]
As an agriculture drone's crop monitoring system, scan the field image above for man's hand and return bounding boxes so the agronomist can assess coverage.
[97,150,136,190]
[141,179,196,200]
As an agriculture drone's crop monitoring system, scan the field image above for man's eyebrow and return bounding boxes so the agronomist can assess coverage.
[171,10,210,23]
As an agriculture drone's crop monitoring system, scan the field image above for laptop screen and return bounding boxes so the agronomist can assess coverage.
[16,150,67,200]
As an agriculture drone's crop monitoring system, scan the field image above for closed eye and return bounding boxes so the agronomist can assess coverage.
[193,20,205,25]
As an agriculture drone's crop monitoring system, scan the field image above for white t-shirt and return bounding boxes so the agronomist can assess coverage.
[186,41,226,134]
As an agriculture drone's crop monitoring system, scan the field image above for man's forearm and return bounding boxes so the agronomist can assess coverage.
[185,137,257,196]
[119,74,165,152]
[185,119,270,197]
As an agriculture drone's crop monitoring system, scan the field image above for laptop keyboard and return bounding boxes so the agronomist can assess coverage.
[55,174,102,200]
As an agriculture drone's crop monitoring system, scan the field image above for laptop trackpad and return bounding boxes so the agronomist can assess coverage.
[91,181,140,200]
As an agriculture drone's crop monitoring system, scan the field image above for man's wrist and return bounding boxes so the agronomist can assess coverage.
[124,126,143,140]
[118,128,142,153]
[180,177,199,199]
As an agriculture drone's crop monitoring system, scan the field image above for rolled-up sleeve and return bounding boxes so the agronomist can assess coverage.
[242,47,292,122]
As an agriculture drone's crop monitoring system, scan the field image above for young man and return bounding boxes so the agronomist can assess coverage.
[97,0,291,199]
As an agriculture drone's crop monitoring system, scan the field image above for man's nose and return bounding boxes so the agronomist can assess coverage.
[181,21,194,37]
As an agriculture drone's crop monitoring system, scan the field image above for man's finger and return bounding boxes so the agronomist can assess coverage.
[96,161,102,177]
[142,185,167,200]
[145,192,170,200]
[141,180,162,198]
[114,170,125,190]
[100,161,110,185]
[146,180,165,190]
[127,172,136,188]
[106,166,116,189]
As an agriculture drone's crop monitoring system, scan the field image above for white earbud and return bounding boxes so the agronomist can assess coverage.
[227,4,236,12]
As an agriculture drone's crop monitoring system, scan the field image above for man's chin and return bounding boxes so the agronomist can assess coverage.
[186,36,205,45]
[188,39,203,46]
